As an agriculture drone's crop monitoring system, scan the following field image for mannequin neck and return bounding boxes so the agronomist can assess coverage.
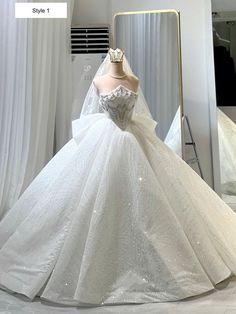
[109,62,126,76]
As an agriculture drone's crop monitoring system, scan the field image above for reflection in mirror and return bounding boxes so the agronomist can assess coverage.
[114,11,182,143]
[213,12,236,208]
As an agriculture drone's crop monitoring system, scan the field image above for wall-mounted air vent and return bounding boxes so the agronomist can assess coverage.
[71,25,110,55]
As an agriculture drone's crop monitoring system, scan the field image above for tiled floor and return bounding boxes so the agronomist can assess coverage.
[1,278,236,314]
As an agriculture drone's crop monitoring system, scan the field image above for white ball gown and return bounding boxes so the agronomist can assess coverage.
[1,57,236,307]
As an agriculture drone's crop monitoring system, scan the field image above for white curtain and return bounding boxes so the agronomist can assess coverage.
[116,13,180,140]
[0,0,74,218]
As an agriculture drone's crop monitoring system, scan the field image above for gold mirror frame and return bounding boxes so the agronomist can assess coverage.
[113,9,184,158]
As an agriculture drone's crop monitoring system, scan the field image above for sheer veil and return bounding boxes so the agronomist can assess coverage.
[80,54,157,131]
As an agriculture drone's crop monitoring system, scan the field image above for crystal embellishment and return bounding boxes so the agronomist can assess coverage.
[108,48,125,63]
[99,85,138,130]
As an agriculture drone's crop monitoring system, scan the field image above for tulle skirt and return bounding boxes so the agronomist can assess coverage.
[0,113,236,305]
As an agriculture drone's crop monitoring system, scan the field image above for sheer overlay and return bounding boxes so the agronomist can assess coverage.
[1,54,236,306]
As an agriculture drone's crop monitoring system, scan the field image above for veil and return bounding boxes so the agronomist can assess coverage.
[80,54,156,130]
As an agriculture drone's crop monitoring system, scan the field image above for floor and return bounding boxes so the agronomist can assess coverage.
[2,278,236,314]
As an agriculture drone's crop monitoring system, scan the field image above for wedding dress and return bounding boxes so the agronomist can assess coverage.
[218,109,236,195]
[165,107,236,197]
[1,55,236,306]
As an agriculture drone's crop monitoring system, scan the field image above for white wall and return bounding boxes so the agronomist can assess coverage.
[72,0,219,188]
[72,0,110,25]
[212,0,236,11]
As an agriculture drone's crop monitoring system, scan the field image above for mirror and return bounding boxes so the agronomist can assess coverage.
[212,11,236,209]
[114,10,183,146]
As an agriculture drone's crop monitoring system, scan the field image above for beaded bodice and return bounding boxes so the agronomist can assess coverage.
[99,85,138,130]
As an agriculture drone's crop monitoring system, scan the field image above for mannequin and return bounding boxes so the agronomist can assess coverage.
[93,48,139,95]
